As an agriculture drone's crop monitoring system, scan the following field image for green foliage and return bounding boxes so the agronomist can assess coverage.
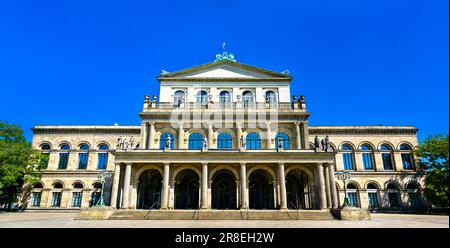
[415,134,449,207]
[0,120,43,209]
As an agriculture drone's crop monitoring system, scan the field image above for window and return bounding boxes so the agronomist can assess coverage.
[40,144,50,169]
[51,192,61,207]
[58,144,70,169]
[90,183,102,207]
[407,183,420,208]
[97,144,109,170]
[173,90,185,105]
[275,132,290,149]
[361,144,374,170]
[31,192,41,207]
[217,132,232,149]
[219,91,231,105]
[78,144,89,169]
[196,90,208,105]
[346,184,360,207]
[265,90,277,103]
[400,144,413,170]
[380,144,394,170]
[188,133,204,150]
[72,192,82,207]
[386,182,400,207]
[367,183,379,208]
[159,132,175,149]
[242,91,254,107]
[246,132,261,150]
[341,144,354,170]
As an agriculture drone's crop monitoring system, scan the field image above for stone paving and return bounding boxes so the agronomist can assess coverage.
[0,212,448,228]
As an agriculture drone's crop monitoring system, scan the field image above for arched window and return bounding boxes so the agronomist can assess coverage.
[173,90,185,105]
[196,90,208,105]
[386,182,401,208]
[97,144,109,170]
[40,143,51,169]
[367,183,380,208]
[406,182,421,208]
[275,132,290,149]
[265,90,277,103]
[78,144,90,170]
[217,132,232,149]
[246,132,261,150]
[58,144,70,170]
[346,183,360,207]
[188,133,204,150]
[51,182,63,207]
[380,144,394,170]
[361,144,374,170]
[219,91,231,105]
[341,144,354,170]
[159,132,175,150]
[71,182,84,207]
[400,144,414,170]
[242,91,254,107]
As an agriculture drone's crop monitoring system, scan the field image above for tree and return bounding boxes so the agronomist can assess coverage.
[0,121,43,210]
[415,134,449,208]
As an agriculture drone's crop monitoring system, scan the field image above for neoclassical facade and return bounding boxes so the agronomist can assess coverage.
[28,53,425,214]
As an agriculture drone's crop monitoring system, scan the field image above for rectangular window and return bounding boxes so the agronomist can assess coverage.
[31,192,42,207]
[39,153,49,169]
[72,192,82,207]
[97,153,108,170]
[408,193,419,208]
[348,192,359,207]
[78,153,89,169]
[90,192,101,207]
[402,154,412,170]
[343,153,354,170]
[382,153,393,170]
[51,192,61,207]
[362,153,373,170]
[58,153,69,169]
[368,192,379,208]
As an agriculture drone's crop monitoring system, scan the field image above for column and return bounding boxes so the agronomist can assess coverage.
[301,122,309,149]
[328,163,339,208]
[140,122,148,149]
[315,163,327,209]
[178,123,184,149]
[266,122,271,149]
[121,163,132,209]
[295,122,301,149]
[148,122,155,149]
[208,123,214,148]
[110,163,121,208]
[240,163,248,209]
[201,163,208,209]
[237,122,242,148]
[278,163,287,209]
[324,164,332,208]
[161,163,170,209]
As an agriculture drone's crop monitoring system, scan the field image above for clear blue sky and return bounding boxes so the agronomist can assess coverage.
[1,0,448,142]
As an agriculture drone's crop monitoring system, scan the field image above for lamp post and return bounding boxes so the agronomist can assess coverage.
[95,171,112,207]
[335,171,351,207]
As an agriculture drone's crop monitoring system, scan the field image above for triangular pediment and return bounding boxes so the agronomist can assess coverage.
[158,60,291,80]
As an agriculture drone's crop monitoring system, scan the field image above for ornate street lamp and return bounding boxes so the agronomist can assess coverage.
[95,171,113,207]
[335,171,351,207]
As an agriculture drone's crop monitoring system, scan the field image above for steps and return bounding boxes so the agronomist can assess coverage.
[109,209,335,220]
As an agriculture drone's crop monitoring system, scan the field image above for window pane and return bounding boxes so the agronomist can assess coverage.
[159,133,175,149]
[362,153,373,170]
[368,192,379,208]
[275,133,290,149]
[217,133,232,149]
[90,192,101,207]
[32,192,41,207]
[402,154,412,170]
[51,192,61,207]
[188,133,204,150]
[388,192,400,207]
[348,192,359,207]
[58,153,69,169]
[246,133,261,150]
[343,153,353,170]
[39,153,49,169]
[72,192,82,207]
[408,193,419,208]
[78,152,89,169]
[97,153,108,169]
[382,153,393,170]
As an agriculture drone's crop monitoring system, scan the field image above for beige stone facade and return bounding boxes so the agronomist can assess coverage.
[26,58,426,214]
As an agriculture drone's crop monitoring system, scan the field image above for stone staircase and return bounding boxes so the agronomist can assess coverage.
[109,209,335,220]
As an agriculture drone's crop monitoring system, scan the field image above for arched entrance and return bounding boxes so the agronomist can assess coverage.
[175,169,199,209]
[212,170,237,209]
[286,169,312,209]
[249,169,274,209]
[137,170,162,209]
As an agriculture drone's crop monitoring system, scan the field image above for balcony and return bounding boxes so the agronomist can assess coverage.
[142,101,307,112]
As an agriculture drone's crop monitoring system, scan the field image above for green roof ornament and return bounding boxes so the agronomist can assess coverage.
[214,42,236,62]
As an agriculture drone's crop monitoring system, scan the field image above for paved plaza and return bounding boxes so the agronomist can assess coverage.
[0,212,447,228]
